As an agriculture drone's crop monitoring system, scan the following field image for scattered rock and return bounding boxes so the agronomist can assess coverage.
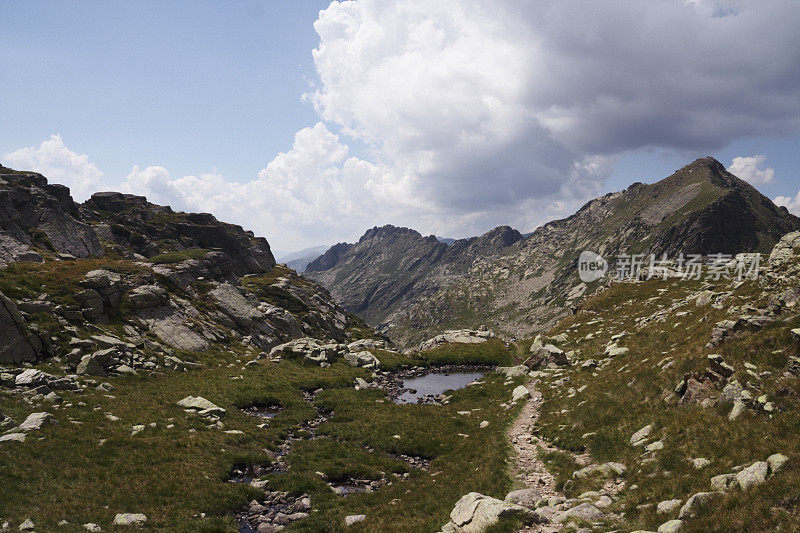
[767,453,789,474]
[657,499,683,514]
[76,354,107,377]
[630,424,652,446]
[177,396,226,417]
[526,342,568,369]
[678,492,723,519]
[735,461,768,490]
[729,401,747,420]
[496,366,528,378]
[18,412,57,432]
[511,385,530,403]
[658,519,684,533]
[710,473,736,492]
[0,433,26,443]
[553,502,603,524]
[112,513,147,527]
[344,515,366,527]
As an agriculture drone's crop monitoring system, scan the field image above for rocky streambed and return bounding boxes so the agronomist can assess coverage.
[233,366,494,531]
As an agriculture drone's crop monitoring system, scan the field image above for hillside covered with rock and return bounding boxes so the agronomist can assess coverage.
[306,158,800,347]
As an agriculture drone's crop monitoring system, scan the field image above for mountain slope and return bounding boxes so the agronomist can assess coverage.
[0,165,373,365]
[306,157,800,346]
[306,224,523,329]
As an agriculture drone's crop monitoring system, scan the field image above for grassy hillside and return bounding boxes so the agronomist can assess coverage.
[526,251,800,531]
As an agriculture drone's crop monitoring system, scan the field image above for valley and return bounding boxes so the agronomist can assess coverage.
[2,163,800,532]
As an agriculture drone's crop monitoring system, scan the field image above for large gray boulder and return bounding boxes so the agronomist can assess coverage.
[77,354,107,376]
[525,342,568,369]
[177,396,226,417]
[343,350,381,369]
[735,461,769,490]
[80,269,122,307]
[18,411,57,432]
[15,369,49,387]
[553,502,604,524]
[442,492,537,532]
[113,513,147,527]
[504,488,541,508]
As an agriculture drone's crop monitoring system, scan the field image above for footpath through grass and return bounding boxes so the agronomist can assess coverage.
[530,277,800,532]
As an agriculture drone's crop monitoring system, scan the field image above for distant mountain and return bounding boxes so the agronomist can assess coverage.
[305,157,800,346]
[275,245,329,272]
[436,237,456,246]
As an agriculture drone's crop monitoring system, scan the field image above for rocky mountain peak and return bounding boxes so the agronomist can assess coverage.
[306,158,800,346]
[359,224,435,245]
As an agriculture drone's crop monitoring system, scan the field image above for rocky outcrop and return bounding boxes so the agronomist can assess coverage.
[0,166,103,266]
[82,191,275,275]
[419,328,496,351]
[269,337,386,368]
[307,158,800,346]
[0,165,275,277]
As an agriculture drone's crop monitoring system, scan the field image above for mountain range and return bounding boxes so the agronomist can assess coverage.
[305,157,800,346]
[274,245,330,273]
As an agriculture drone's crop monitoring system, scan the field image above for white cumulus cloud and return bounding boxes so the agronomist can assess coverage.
[774,192,800,214]
[308,0,800,218]
[3,134,103,201]
[119,123,429,249]
[8,1,800,249]
[728,155,775,185]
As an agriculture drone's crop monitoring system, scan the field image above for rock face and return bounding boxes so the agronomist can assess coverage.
[0,291,52,364]
[83,191,275,274]
[306,225,523,346]
[0,165,275,275]
[306,158,800,346]
[0,166,103,267]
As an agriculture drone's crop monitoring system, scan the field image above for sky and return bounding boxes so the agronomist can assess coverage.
[2,0,799,252]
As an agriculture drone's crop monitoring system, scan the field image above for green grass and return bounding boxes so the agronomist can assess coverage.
[525,276,800,532]
[0,258,146,302]
[0,343,525,532]
[148,248,210,264]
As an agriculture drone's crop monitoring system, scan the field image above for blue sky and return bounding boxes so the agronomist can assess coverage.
[1,0,329,181]
[2,1,799,251]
